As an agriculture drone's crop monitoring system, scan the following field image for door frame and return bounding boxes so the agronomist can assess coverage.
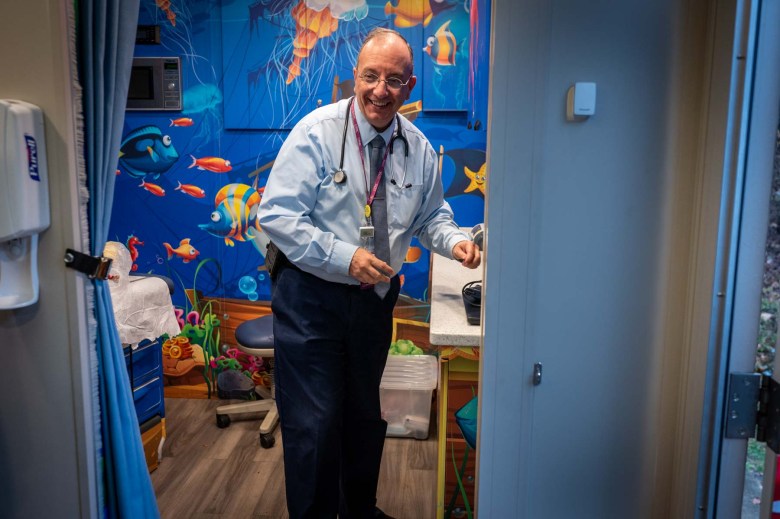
[696,0,780,516]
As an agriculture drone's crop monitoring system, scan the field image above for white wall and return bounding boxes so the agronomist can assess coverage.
[0,1,94,518]
[479,0,731,516]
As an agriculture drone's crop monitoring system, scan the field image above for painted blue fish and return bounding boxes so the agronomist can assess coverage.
[118,125,179,179]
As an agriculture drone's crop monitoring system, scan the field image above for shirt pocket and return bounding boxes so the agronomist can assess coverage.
[315,172,357,217]
[388,184,424,230]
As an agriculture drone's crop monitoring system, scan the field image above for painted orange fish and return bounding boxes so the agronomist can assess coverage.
[424,20,457,66]
[170,117,194,127]
[140,180,165,196]
[175,181,206,198]
[189,155,232,173]
[385,0,433,28]
[163,238,200,263]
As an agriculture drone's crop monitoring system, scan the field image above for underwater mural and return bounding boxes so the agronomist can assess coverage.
[109,0,490,398]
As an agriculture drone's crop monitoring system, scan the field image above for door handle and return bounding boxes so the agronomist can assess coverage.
[533,362,543,386]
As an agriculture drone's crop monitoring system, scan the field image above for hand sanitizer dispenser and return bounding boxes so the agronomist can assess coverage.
[0,100,50,309]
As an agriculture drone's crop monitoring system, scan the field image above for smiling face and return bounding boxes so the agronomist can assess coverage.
[353,33,417,131]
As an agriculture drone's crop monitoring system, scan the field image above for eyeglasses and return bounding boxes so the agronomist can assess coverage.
[358,72,411,91]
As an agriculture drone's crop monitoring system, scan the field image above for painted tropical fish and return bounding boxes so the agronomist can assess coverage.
[430,0,462,17]
[424,20,457,66]
[199,183,262,247]
[140,180,165,196]
[119,126,179,179]
[189,155,232,173]
[164,238,200,263]
[170,117,194,127]
[385,0,433,27]
[175,181,206,198]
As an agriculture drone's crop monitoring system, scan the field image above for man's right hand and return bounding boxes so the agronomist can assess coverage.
[349,248,395,285]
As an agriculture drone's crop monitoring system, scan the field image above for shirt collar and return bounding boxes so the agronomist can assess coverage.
[352,97,396,148]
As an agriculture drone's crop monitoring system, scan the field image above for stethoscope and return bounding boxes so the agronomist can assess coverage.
[334,97,411,188]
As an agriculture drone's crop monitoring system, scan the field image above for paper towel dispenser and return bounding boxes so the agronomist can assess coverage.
[0,99,50,309]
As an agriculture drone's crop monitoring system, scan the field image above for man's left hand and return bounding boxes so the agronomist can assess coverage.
[452,240,481,269]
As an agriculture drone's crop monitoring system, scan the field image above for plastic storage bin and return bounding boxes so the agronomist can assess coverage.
[380,354,439,439]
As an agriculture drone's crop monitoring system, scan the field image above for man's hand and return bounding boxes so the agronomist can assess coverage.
[452,240,481,269]
[349,248,395,284]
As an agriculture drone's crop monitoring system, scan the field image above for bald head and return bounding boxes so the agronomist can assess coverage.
[357,28,414,73]
[352,27,417,130]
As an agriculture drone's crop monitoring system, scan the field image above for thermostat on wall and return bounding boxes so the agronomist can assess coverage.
[566,82,597,121]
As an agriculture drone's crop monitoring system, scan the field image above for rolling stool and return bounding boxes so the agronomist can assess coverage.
[215,314,279,448]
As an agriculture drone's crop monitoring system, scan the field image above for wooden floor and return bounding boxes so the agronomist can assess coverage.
[151,398,438,519]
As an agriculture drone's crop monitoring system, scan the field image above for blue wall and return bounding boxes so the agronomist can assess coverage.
[109,0,489,308]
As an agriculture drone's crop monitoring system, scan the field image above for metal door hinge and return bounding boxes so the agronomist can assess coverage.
[725,372,780,452]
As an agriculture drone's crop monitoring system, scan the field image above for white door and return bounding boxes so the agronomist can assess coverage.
[697,1,780,517]
[479,0,714,516]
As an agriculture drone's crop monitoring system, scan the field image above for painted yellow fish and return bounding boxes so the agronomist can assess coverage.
[385,0,433,28]
[424,20,457,66]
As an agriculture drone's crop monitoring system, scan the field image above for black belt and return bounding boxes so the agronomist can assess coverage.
[268,242,364,289]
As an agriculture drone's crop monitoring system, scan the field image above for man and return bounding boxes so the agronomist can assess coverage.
[257,28,480,519]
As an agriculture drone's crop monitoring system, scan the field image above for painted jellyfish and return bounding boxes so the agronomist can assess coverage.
[288,0,374,86]
[182,83,224,142]
[247,0,370,129]
[286,1,339,85]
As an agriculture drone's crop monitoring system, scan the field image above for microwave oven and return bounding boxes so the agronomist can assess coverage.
[127,57,182,111]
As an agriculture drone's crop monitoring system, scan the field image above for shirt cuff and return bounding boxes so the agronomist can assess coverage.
[445,232,471,259]
[329,240,360,276]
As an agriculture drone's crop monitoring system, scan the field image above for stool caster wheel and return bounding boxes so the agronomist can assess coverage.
[260,433,275,449]
[216,414,231,429]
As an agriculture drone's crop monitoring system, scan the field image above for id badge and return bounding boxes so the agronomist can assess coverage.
[360,225,375,252]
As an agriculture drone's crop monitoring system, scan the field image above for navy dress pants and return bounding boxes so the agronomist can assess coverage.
[271,263,400,519]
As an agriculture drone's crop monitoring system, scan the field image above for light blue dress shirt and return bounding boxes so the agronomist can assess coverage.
[257,98,469,285]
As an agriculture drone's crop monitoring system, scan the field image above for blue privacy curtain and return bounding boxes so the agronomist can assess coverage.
[76,0,158,516]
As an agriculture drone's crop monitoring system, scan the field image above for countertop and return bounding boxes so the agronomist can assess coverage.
[429,252,482,346]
